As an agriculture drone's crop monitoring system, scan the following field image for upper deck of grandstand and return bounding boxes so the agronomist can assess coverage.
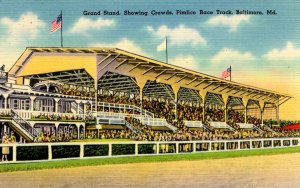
[0,47,294,143]
[8,47,291,107]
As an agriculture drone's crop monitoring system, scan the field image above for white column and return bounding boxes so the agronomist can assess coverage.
[2,94,8,109]
[54,98,60,113]
[30,96,36,111]
[75,100,81,114]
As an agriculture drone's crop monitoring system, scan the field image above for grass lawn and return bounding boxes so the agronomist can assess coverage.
[1,147,300,173]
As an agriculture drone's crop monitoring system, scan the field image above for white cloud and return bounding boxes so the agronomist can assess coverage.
[69,17,115,35]
[0,12,45,44]
[263,41,300,61]
[157,39,166,52]
[90,38,147,56]
[169,55,199,71]
[206,15,250,32]
[211,48,255,64]
[147,24,206,51]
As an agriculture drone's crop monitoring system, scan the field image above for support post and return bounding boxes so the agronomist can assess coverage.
[259,101,265,125]
[176,142,179,154]
[135,143,138,156]
[193,142,196,152]
[2,94,8,109]
[222,94,229,123]
[48,144,52,160]
[13,145,17,162]
[54,98,60,113]
[108,143,112,156]
[30,96,36,111]
[80,144,84,158]
[276,104,280,126]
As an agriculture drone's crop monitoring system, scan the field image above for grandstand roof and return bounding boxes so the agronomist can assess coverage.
[8,47,292,106]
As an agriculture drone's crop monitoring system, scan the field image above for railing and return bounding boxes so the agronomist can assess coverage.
[98,102,154,118]
[12,110,86,121]
[138,117,177,132]
[184,121,203,128]
[237,123,254,129]
[10,109,37,138]
[209,122,235,131]
[0,137,299,164]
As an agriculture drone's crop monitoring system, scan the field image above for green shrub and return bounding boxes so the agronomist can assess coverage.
[52,145,80,159]
[84,145,108,157]
[17,146,48,161]
[138,144,156,154]
[112,144,135,155]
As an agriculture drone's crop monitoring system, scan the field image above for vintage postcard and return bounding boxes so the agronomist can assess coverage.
[0,0,300,187]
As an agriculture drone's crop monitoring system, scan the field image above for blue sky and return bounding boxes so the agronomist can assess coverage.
[1,0,300,119]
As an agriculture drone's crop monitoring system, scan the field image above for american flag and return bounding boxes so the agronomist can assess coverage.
[50,14,62,33]
[221,67,231,79]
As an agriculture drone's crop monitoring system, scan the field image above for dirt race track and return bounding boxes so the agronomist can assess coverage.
[0,153,300,188]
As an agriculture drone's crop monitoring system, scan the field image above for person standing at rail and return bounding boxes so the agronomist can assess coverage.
[1,132,9,162]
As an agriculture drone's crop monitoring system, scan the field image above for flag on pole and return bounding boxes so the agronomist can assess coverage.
[221,67,231,79]
[50,14,62,33]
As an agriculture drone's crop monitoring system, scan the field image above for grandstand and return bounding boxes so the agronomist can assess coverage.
[0,47,294,143]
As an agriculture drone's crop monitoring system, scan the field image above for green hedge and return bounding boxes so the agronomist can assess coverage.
[112,144,135,155]
[84,145,109,157]
[138,144,156,154]
[52,145,80,159]
[17,146,48,161]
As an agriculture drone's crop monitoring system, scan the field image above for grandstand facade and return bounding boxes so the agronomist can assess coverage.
[0,47,292,142]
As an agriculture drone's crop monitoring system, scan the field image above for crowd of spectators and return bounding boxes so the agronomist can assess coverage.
[28,93,300,142]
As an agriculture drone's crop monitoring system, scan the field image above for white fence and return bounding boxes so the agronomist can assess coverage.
[0,137,299,164]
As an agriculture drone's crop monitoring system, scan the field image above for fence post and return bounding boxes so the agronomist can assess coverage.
[193,142,196,153]
[80,144,84,158]
[208,141,211,151]
[250,140,253,149]
[281,140,283,147]
[135,143,138,156]
[156,143,159,155]
[176,142,179,154]
[108,143,112,157]
[13,145,17,162]
[238,141,240,150]
[48,144,52,160]
[271,140,274,148]
[224,142,227,151]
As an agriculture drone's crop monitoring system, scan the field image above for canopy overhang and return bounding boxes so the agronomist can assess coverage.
[8,47,292,106]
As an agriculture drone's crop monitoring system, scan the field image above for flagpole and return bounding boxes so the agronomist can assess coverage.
[61,10,63,47]
[166,36,168,64]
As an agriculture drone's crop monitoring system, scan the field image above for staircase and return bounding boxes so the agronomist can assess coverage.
[253,125,264,133]
[125,121,142,134]
[202,123,212,132]
[262,124,276,134]
[10,109,37,142]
